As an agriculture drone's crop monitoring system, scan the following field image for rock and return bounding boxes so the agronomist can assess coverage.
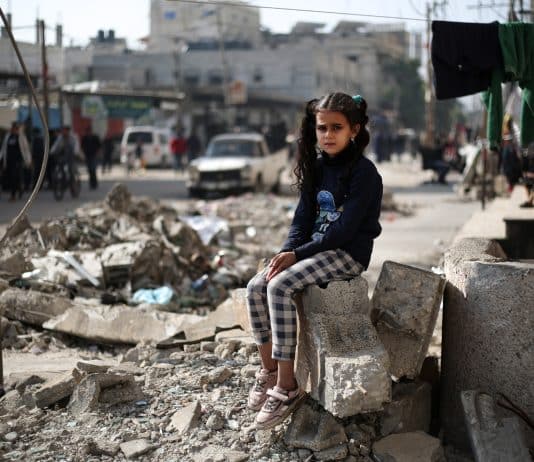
[168,400,201,434]
[460,390,530,462]
[285,400,347,452]
[314,444,348,461]
[99,380,144,406]
[105,183,131,213]
[4,432,18,442]
[33,370,81,408]
[76,360,115,374]
[85,438,120,457]
[119,439,154,459]
[108,363,146,376]
[0,289,73,326]
[7,371,60,395]
[380,381,432,437]
[43,303,203,344]
[372,432,445,462]
[442,238,534,449]
[68,373,138,415]
[0,390,24,412]
[0,250,29,278]
[295,279,391,417]
[371,261,446,379]
[206,411,225,430]
[215,328,254,345]
[200,366,233,386]
[0,278,8,294]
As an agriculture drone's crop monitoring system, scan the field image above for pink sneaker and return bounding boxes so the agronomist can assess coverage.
[247,369,277,411]
[254,385,306,429]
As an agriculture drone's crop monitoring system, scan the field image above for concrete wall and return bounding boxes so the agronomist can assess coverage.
[441,238,534,450]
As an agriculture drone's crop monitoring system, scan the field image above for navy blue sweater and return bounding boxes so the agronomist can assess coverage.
[281,145,382,269]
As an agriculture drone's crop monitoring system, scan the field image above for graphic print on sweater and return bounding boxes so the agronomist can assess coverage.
[311,190,343,241]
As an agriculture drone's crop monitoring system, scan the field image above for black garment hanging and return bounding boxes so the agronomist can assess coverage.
[431,20,503,100]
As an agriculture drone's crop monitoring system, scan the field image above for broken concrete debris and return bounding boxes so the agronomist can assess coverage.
[0,185,488,461]
[371,260,445,380]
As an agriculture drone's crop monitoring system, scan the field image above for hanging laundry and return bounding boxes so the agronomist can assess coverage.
[431,21,503,100]
[483,23,534,148]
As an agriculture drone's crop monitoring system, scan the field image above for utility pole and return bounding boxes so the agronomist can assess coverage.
[40,19,49,127]
[216,6,231,128]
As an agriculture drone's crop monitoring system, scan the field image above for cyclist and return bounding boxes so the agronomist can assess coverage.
[50,125,80,188]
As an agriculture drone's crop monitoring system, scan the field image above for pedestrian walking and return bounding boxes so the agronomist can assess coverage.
[102,135,114,174]
[171,130,187,172]
[30,127,45,189]
[0,122,31,201]
[81,126,101,189]
[186,130,201,163]
[245,92,383,429]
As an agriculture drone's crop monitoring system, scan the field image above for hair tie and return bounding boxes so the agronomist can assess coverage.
[352,94,363,106]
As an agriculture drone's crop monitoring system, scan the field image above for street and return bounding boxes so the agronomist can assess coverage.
[1,156,480,290]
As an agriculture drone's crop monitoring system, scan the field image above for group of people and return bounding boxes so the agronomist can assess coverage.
[500,115,534,208]
[0,122,116,201]
[170,129,201,172]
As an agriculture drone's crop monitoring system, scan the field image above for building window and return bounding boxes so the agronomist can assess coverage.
[253,69,263,83]
[185,74,200,86]
[209,73,223,85]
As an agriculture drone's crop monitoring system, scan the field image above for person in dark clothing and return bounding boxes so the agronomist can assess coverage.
[0,122,31,201]
[245,92,382,430]
[81,127,101,189]
[102,136,114,173]
[31,127,45,189]
[46,129,58,189]
[186,131,202,163]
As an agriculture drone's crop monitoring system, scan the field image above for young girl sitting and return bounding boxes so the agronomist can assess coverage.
[246,92,383,429]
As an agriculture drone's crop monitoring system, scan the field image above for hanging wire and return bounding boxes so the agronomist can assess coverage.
[170,0,428,22]
[0,7,50,246]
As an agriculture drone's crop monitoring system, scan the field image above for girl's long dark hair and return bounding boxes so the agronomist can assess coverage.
[293,92,370,193]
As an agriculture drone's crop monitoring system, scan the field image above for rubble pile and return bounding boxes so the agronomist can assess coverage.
[0,185,298,344]
[0,186,458,461]
[0,332,445,462]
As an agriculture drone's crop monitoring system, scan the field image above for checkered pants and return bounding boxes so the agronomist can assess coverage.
[246,249,363,361]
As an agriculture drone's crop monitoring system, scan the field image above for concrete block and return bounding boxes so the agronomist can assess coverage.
[324,353,391,417]
[372,432,446,462]
[168,400,201,434]
[380,381,432,437]
[371,261,446,379]
[43,304,203,344]
[231,288,251,333]
[295,278,391,417]
[33,370,81,408]
[1,288,74,326]
[119,439,154,459]
[68,373,136,415]
[461,390,530,462]
[442,238,534,450]
[284,400,347,452]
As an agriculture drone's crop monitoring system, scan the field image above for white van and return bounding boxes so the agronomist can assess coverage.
[120,126,171,168]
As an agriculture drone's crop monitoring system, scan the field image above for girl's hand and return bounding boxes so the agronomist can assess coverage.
[266,251,297,281]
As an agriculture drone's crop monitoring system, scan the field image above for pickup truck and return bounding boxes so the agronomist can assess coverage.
[186,133,288,197]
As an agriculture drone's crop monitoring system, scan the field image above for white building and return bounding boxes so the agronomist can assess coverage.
[149,0,261,52]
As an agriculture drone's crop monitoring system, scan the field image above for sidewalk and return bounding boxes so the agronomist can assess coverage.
[454,187,534,243]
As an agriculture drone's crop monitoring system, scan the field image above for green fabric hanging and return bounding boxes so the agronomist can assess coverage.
[483,23,534,149]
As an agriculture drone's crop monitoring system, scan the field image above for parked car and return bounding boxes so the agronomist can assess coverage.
[120,126,171,168]
[186,133,287,197]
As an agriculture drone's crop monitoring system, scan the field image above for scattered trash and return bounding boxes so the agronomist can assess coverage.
[132,286,174,305]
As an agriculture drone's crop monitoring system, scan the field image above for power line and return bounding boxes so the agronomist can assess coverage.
[170,0,428,22]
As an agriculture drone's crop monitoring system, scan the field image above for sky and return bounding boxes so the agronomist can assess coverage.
[0,0,510,49]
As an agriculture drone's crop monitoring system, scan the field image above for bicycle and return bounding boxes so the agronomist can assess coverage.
[52,156,81,200]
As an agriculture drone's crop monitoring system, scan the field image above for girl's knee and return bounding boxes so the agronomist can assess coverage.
[247,272,266,294]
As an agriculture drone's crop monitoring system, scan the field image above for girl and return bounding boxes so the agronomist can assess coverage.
[246,92,383,429]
